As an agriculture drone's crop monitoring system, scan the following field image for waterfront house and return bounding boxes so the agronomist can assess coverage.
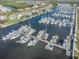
[10,13,18,20]
[0,15,7,23]
[0,6,15,13]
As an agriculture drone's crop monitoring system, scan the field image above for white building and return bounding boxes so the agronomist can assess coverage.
[0,15,7,20]
[9,13,18,20]
[0,15,7,23]
[0,6,15,13]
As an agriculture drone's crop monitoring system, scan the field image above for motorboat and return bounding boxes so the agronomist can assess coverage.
[26,28,36,35]
[16,35,31,44]
[36,30,45,38]
[45,43,54,51]
[1,36,8,41]
[50,34,59,43]
[58,21,63,27]
[10,31,21,40]
[41,32,49,40]
[27,36,39,47]
[39,17,50,24]
[50,18,55,25]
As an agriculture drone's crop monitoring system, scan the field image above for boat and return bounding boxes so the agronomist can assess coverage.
[62,19,67,27]
[1,36,8,41]
[10,32,21,40]
[5,34,11,39]
[36,30,45,38]
[39,17,50,25]
[63,36,70,50]
[58,21,63,27]
[50,34,59,43]
[66,50,71,56]
[27,36,39,47]
[16,39,27,44]
[63,39,67,49]
[41,32,49,40]
[16,35,31,44]
[45,43,54,51]
[50,18,55,25]
[54,20,59,25]
[26,28,36,35]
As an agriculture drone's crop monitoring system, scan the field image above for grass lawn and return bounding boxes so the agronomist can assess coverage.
[75,11,79,59]
[0,1,33,9]
[77,18,79,59]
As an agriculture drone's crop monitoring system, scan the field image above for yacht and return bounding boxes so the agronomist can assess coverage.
[50,18,55,25]
[66,50,71,56]
[39,17,45,23]
[44,19,50,24]
[16,35,31,44]
[58,21,63,27]
[63,39,67,49]
[20,25,29,34]
[1,30,18,41]
[16,39,27,44]
[5,34,11,39]
[10,32,21,40]
[36,30,45,38]
[45,43,54,51]
[39,17,50,24]
[41,32,49,40]
[54,20,60,25]
[20,25,35,35]
[62,19,67,27]
[63,36,70,50]
[50,34,59,43]
[26,28,36,35]
[27,36,39,47]
[1,36,8,41]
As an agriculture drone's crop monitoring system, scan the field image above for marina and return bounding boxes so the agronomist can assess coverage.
[0,3,76,59]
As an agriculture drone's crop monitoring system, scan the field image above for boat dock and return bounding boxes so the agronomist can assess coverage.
[38,38,65,50]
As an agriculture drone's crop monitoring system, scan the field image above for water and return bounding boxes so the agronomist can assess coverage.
[0,41,68,59]
[0,7,72,59]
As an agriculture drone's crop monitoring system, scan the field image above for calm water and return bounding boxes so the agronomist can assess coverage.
[0,8,72,59]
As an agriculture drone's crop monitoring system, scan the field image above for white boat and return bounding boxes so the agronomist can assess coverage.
[39,17,45,23]
[62,19,67,27]
[39,17,50,24]
[26,28,35,35]
[41,32,49,40]
[45,43,54,51]
[44,19,50,24]
[10,32,21,40]
[50,18,55,25]
[1,37,8,41]
[50,34,59,43]
[6,34,11,39]
[54,20,59,25]
[37,30,45,38]
[16,39,27,44]
[58,21,63,27]
[27,36,39,47]
[16,35,31,44]
[63,39,67,49]
[63,37,70,50]
[66,50,71,56]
